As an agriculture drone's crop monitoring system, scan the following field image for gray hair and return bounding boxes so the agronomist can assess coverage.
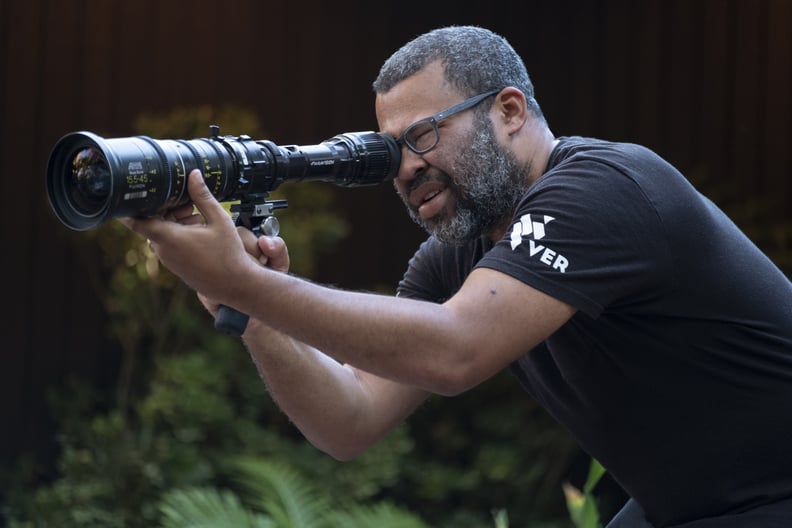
[372,26,544,120]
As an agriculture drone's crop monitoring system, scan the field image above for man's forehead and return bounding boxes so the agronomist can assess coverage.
[375,62,462,134]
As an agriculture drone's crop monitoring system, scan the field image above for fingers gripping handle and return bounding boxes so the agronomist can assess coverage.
[214,213,281,337]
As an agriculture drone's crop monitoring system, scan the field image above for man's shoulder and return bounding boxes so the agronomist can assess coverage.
[548,136,667,174]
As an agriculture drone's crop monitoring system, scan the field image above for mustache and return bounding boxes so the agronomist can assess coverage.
[405,170,454,199]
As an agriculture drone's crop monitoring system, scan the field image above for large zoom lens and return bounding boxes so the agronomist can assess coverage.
[46,127,401,230]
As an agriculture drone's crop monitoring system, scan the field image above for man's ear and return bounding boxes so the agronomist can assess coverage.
[493,87,529,135]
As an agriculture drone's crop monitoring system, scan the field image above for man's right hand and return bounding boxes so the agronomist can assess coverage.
[197,230,290,323]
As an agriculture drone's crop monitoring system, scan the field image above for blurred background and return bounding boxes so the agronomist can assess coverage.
[1,0,790,526]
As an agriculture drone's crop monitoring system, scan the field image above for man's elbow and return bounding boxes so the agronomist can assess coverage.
[326,446,365,462]
[427,361,485,397]
[306,433,378,462]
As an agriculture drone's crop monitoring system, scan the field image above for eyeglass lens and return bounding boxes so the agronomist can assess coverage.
[399,89,501,154]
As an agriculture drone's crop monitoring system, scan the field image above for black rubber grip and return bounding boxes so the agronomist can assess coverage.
[214,304,249,336]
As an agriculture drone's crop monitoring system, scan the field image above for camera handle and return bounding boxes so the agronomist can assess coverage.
[214,196,289,336]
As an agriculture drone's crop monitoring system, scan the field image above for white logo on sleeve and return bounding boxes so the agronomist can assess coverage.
[510,214,569,273]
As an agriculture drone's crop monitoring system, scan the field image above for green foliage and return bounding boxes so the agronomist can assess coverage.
[564,458,606,528]
[232,459,330,528]
[159,488,274,528]
[2,306,429,527]
[157,459,431,528]
[327,503,430,528]
[492,509,510,528]
[388,378,578,528]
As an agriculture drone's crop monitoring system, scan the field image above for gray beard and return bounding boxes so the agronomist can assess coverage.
[404,116,528,245]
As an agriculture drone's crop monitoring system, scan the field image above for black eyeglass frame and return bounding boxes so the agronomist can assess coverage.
[394,88,502,154]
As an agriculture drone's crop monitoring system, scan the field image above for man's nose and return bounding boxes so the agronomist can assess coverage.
[394,147,427,185]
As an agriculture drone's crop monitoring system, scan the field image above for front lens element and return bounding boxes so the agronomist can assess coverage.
[69,147,111,215]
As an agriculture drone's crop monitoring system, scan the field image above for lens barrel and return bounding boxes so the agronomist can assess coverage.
[46,128,401,231]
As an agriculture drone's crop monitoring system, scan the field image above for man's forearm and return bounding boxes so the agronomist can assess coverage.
[227,260,573,397]
[229,263,467,395]
[242,323,427,460]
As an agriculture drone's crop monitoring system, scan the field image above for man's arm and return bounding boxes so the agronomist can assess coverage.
[193,231,430,461]
[240,322,430,461]
[125,171,575,395]
[236,265,573,396]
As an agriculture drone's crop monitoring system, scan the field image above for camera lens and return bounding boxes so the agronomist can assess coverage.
[47,129,400,231]
[69,147,111,216]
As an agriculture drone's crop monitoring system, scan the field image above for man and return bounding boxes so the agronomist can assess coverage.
[123,26,792,527]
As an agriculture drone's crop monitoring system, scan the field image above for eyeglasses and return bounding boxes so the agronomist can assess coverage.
[394,89,502,154]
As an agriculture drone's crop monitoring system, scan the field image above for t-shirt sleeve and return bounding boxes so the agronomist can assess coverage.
[396,237,449,302]
[397,236,489,303]
[476,157,672,318]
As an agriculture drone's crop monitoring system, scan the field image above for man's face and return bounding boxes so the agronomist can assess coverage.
[399,113,527,245]
[376,61,528,245]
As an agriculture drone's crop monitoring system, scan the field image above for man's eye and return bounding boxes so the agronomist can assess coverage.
[407,123,436,149]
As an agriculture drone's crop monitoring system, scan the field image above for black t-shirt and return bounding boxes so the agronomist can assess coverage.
[396,136,792,527]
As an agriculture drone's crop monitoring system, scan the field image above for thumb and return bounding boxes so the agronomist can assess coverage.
[187,169,227,224]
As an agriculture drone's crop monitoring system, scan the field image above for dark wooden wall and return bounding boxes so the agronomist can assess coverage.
[2,0,790,486]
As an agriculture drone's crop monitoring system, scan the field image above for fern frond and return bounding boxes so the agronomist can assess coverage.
[326,501,430,528]
[158,486,274,528]
[232,457,330,528]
